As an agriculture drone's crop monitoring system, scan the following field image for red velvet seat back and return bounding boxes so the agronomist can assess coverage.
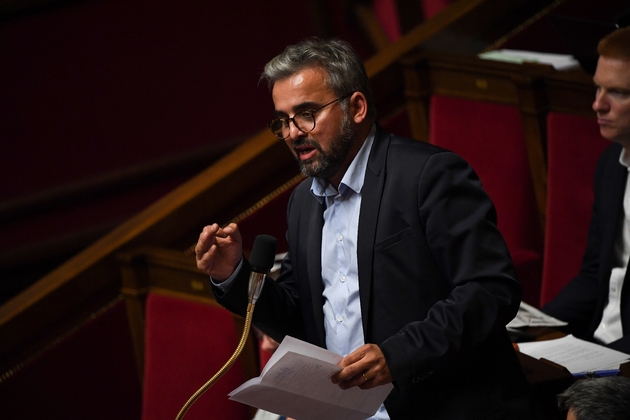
[429,95,544,305]
[142,293,251,420]
[540,113,609,306]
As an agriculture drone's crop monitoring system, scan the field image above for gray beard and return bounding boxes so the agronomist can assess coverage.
[295,114,357,180]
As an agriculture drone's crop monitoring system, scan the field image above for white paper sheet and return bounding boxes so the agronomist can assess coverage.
[479,49,580,70]
[507,301,568,329]
[229,336,393,420]
[517,334,630,374]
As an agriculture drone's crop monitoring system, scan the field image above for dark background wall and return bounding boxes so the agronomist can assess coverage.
[0,0,373,302]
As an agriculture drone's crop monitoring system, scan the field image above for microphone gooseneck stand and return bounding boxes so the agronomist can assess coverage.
[174,302,256,420]
[175,234,277,420]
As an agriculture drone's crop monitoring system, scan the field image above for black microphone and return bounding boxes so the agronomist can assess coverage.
[247,234,277,305]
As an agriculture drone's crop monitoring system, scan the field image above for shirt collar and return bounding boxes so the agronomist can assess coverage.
[619,147,630,170]
[311,124,376,202]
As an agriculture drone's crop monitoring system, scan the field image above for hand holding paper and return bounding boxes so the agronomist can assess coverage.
[332,343,393,390]
[229,336,393,420]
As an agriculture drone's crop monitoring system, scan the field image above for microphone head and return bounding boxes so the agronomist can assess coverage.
[249,234,277,273]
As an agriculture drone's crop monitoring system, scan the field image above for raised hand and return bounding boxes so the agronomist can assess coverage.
[195,223,242,281]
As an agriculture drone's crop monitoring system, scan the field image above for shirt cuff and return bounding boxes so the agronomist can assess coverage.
[210,257,244,291]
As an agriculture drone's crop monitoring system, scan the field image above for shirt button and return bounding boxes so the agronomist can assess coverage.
[338,196,344,202]
[338,235,343,241]
[341,276,346,283]
[337,315,343,322]
[611,287,617,293]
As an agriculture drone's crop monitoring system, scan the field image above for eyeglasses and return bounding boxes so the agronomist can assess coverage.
[267,93,351,140]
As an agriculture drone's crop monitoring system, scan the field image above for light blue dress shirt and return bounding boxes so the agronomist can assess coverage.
[310,125,389,419]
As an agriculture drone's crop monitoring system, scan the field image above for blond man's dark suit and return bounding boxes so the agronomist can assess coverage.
[543,142,630,353]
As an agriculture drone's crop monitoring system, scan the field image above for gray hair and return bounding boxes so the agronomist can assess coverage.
[260,37,376,119]
[557,377,630,420]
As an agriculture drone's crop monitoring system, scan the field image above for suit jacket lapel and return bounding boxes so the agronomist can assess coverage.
[601,156,628,285]
[596,148,628,331]
[611,166,630,337]
[612,166,630,335]
[357,127,389,342]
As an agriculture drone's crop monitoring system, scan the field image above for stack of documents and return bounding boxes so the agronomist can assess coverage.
[229,336,393,420]
[517,335,630,376]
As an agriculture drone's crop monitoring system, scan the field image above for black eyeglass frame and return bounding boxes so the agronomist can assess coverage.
[267,93,353,140]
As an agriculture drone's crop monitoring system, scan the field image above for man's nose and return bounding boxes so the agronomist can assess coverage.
[288,119,306,139]
[593,91,609,113]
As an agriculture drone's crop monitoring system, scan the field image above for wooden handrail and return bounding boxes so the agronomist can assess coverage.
[0,137,243,295]
[0,138,242,224]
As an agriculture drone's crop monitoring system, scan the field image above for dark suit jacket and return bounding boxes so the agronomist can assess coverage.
[543,142,630,353]
[214,126,536,419]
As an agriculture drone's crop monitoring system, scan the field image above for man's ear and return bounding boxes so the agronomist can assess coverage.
[349,92,368,124]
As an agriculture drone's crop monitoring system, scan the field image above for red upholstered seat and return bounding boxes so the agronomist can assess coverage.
[428,95,544,305]
[539,113,609,306]
[141,293,251,420]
